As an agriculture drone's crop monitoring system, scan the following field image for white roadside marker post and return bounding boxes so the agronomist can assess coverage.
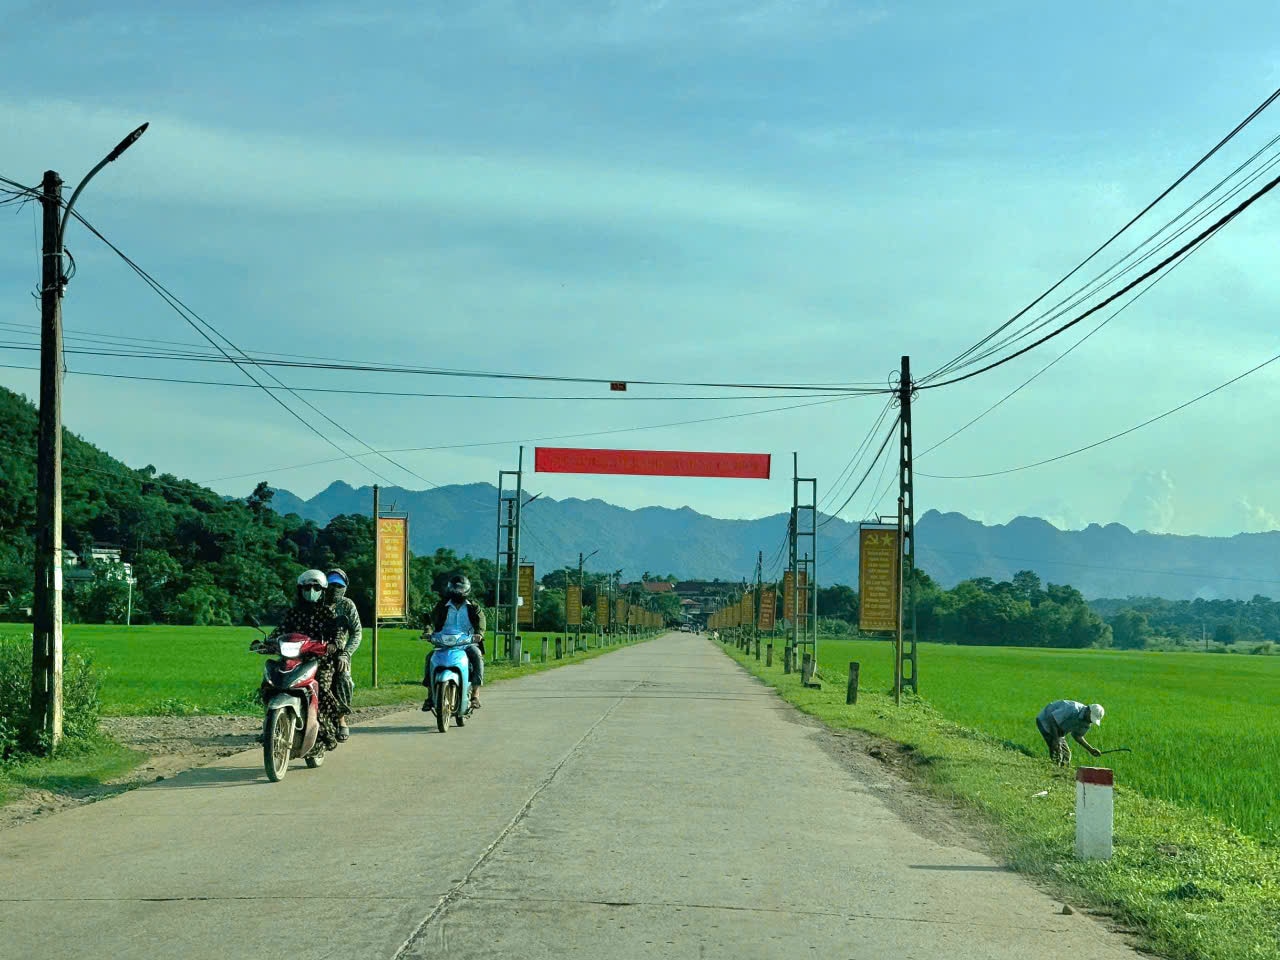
[1075,766,1114,860]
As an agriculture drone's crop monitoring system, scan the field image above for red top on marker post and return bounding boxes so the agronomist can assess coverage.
[1076,767,1114,786]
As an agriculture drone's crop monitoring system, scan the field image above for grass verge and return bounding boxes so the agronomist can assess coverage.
[720,640,1280,960]
[0,736,147,808]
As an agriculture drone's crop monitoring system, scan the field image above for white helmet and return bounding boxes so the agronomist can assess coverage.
[296,569,327,603]
[1088,703,1105,725]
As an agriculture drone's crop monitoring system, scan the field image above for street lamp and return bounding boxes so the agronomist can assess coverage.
[30,123,148,752]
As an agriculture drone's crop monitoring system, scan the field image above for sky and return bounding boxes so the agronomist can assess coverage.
[2,1,1280,537]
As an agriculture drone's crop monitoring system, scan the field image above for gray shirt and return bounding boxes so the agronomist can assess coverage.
[332,596,363,656]
[1037,700,1091,738]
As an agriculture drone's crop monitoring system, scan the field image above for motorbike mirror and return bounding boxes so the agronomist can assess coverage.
[245,614,267,635]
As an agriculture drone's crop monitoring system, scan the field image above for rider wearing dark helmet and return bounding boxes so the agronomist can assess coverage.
[422,573,486,713]
[325,568,362,742]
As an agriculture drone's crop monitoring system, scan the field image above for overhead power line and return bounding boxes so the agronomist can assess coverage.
[203,392,865,487]
[923,85,1280,385]
[0,354,869,402]
[817,398,894,512]
[948,138,1280,376]
[919,170,1280,391]
[0,320,878,400]
[817,415,900,528]
[919,350,1280,480]
[915,239,1206,462]
[64,209,407,489]
[64,208,512,504]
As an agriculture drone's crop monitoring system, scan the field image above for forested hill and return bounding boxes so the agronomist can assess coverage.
[0,385,349,625]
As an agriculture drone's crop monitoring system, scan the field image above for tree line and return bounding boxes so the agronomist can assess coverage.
[810,568,1111,648]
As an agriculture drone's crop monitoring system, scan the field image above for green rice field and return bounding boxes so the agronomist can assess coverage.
[60,624,634,717]
[792,636,1280,845]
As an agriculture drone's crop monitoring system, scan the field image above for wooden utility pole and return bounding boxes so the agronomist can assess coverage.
[26,125,148,753]
[371,484,380,688]
[30,170,64,751]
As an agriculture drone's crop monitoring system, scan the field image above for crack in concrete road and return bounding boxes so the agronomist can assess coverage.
[393,677,647,960]
[458,894,1078,933]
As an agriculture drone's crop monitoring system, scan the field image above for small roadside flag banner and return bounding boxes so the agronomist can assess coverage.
[610,381,627,391]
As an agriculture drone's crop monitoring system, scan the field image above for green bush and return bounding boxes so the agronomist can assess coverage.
[0,632,101,759]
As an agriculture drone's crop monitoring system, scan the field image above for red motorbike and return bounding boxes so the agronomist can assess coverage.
[251,632,331,782]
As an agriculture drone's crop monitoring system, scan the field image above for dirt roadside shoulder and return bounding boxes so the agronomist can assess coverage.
[0,700,419,831]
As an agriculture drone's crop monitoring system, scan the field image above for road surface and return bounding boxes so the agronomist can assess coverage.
[0,633,1142,959]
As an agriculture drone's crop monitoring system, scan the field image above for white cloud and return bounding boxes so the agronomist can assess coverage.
[0,98,816,230]
[1118,469,1176,533]
[1238,497,1280,533]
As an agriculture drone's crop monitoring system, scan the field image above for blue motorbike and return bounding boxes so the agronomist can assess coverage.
[426,631,473,733]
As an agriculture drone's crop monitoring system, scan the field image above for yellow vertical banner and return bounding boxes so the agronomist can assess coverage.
[740,591,753,626]
[375,516,409,620]
[858,527,900,632]
[758,587,777,630]
[596,593,610,626]
[783,570,795,620]
[566,584,583,626]
[518,563,535,625]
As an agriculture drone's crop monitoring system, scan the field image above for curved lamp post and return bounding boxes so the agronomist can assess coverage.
[31,123,148,752]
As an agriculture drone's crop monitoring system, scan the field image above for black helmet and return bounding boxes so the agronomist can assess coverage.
[326,568,348,601]
[447,574,471,600]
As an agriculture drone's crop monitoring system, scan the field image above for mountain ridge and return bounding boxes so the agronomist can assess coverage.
[267,482,1280,601]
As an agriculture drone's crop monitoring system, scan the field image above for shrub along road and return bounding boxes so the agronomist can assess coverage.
[0,634,1141,959]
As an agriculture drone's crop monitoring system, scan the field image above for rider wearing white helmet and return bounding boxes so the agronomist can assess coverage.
[260,569,344,750]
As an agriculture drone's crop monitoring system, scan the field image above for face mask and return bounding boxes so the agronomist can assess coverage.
[302,586,324,601]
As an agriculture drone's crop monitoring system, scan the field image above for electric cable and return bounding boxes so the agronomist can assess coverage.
[202,392,864,487]
[919,349,1280,480]
[816,416,900,527]
[919,170,1280,391]
[922,86,1280,384]
[948,138,1280,374]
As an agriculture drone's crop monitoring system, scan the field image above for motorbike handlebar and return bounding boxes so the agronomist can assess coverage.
[428,632,473,648]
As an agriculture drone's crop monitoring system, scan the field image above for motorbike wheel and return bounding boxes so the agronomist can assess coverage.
[305,748,325,768]
[436,681,453,734]
[263,707,293,782]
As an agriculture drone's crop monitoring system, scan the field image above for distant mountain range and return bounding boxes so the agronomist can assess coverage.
[268,482,1280,601]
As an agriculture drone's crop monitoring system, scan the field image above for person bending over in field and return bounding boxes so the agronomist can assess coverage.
[1035,700,1104,766]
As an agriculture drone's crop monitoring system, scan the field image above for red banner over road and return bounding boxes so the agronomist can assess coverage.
[535,447,771,479]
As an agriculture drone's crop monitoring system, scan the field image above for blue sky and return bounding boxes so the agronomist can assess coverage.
[2,1,1280,536]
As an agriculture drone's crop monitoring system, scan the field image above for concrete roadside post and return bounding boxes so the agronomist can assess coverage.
[766,643,773,667]
[1075,767,1114,860]
[541,638,549,663]
[846,662,859,705]
[555,637,563,660]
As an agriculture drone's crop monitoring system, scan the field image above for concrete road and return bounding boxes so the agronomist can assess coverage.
[0,634,1142,959]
